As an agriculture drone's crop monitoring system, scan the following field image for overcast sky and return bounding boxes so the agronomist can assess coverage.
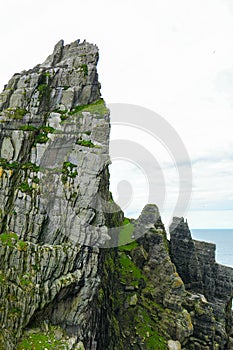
[0,0,233,229]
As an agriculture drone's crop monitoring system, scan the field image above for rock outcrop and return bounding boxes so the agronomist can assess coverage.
[170,217,233,349]
[0,39,120,349]
[0,39,232,350]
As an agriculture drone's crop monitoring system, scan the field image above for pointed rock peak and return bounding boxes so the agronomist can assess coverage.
[133,204,161,239]
[54,39,64,50]
[169,216,191,238]
[138,204,160,227]
[51,39,64,66]
[41,39,64,67]
[41,38,99,69]
[0,39,101,112]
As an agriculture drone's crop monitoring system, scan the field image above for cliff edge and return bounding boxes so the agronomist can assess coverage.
[0,40,232,350]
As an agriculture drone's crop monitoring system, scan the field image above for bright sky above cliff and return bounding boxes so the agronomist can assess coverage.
[0,0,233,228]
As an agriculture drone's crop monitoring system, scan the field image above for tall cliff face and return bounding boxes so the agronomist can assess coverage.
[0,40,233,350]
[0,39,119,350]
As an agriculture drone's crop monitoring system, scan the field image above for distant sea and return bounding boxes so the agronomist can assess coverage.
[191,229,233,268]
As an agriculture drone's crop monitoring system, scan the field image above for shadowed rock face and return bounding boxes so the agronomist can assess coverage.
[170,217,233,349]
[0,40,233,350]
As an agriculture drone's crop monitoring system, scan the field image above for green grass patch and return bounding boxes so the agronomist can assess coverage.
[5,107,28,120]
[53,108,68,114]
[53,109,69,123]
[0,272,6,283]
[0,232,28,251]
[17,241,28,252]
[0,159,41,173]
[118,241,139,251]
[20,125,37,131]
[18,181,33,194]
[0,158,19,170]
[34,133,49,144]
[119,253,145,287]
[38,83,48,94]
[80,64,88,76]
[37,72,51,102]
[39,126,55,134]
[19,277,32,287]
[32,176,40,184]
[17,327,69,350]
[136,307,167,350]
[118,219,135,246]
[69,98,108,117]
[61,161,78,183]
[60,114,69,122]
[33,125,56,144]
[9,307,21,316]
[76,139,95,148]
[0,232,18,246]
[17,333,63,350]
[21,162,40,172]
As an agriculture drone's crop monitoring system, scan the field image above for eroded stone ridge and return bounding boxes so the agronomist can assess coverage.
[170,217,233,349]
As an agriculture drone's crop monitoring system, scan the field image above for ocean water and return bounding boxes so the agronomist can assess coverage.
[191,229,233,268]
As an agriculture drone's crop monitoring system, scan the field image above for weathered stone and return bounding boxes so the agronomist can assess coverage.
[168,340,182,350]
[1,137,14,160]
